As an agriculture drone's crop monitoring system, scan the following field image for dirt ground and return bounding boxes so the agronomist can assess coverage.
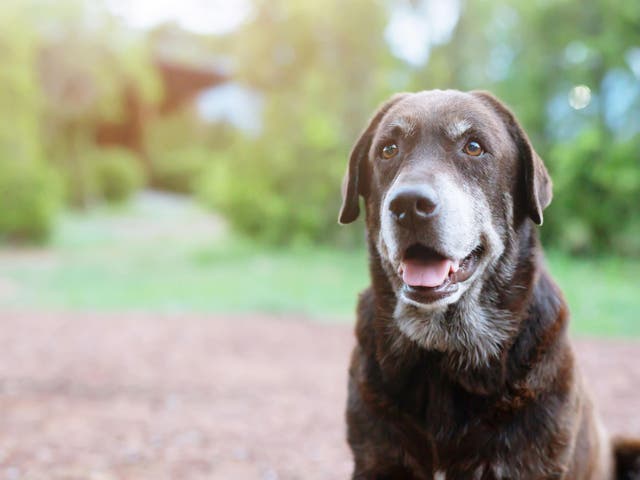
[0,313,638,480]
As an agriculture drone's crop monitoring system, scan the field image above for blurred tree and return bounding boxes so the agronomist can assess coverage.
[0,0,63,242]
[204,0,640,253]
[34,0,161,207]
[457,0,640,254]
[2,0,638,253]
[199,0,402,244]
[90,147,144,205]
[0,0,42,165]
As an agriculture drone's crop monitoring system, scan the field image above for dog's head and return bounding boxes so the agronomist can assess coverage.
[340,90,552,364]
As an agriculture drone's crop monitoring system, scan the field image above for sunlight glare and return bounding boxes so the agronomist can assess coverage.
[568,85,591,110]
[385,0,461,67]
[104,0,252,35]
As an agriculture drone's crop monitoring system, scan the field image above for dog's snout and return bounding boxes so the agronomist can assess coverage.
[389,186,439,227]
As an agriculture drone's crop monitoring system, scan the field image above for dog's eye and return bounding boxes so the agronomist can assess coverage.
[381,143,399,159]
[463,140,484,157]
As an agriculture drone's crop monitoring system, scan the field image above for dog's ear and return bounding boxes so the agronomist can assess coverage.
[339,93,410,224]
[471,91,552,226]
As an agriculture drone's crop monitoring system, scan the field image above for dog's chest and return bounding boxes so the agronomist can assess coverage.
[391,372,514,475]
[431,463,508,480]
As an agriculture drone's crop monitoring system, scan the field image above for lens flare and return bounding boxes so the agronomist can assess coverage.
[568,85,592,110]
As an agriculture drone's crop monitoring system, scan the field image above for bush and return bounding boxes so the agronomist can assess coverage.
[543,129,640,256]
[196,103,355,245]
[0,161,63,243]
[145,109,228,194]
[91,148,145,204]
[151,146,209,194]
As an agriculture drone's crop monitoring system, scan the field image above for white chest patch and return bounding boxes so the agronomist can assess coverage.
[434,471,446,480]
[492,462,506,478]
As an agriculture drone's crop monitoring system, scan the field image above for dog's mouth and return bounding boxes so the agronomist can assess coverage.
[398,243,484,304]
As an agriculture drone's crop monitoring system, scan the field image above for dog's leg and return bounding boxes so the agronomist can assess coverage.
[347,361,433,479]
[348,385,426,480]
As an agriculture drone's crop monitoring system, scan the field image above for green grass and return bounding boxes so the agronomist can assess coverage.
[545,251,640,336]
[2,241,368,318]
[0,193,638,335]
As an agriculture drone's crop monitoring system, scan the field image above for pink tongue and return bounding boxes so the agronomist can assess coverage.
[402,258,452,287]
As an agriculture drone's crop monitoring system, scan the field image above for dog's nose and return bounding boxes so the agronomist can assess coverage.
[389,186,439,227]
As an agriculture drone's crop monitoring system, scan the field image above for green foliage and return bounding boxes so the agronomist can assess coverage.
[545,130,640,255]
[197,0,391,244]
[0,1,62,243]
[34,0,162,123]
[1,0,639,254]
[205,0,640,253]
[0,1,42,165]
[197,107,349,244]
[0,0,163,217]
[91,148,145,204]
[152,147,209,194]
[0,161,63,242]
[145,110,231,194]
[424,0,640,254]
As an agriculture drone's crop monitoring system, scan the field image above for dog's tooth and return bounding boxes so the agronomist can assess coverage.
[451,260,460,273]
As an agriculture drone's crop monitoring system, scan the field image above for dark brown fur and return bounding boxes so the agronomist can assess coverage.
[340,90,640,479]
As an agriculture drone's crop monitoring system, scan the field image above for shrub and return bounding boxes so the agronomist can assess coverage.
[91,148,145,204]
[145,109,227,194]
[196,104,355,245]
[543,129,640,256]
[0,161,63,243]
[151,146,209,194]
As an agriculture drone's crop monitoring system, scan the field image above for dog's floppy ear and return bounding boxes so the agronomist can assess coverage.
[471,91,552,225]
[339,93,410,224]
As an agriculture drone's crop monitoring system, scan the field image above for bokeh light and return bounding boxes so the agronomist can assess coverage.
[568,84,592,110]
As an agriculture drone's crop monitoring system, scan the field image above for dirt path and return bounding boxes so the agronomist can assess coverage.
[0,313,638,479]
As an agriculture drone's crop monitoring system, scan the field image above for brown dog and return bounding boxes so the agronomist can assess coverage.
[339,90,640,479]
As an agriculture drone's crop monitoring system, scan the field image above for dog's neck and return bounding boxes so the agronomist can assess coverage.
[363,220,569,396]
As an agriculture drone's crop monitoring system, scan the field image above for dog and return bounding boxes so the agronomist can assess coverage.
[339,90,640,479]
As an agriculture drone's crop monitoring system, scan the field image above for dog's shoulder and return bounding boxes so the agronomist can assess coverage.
[354,286,376,348]
[506,266,572,387]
